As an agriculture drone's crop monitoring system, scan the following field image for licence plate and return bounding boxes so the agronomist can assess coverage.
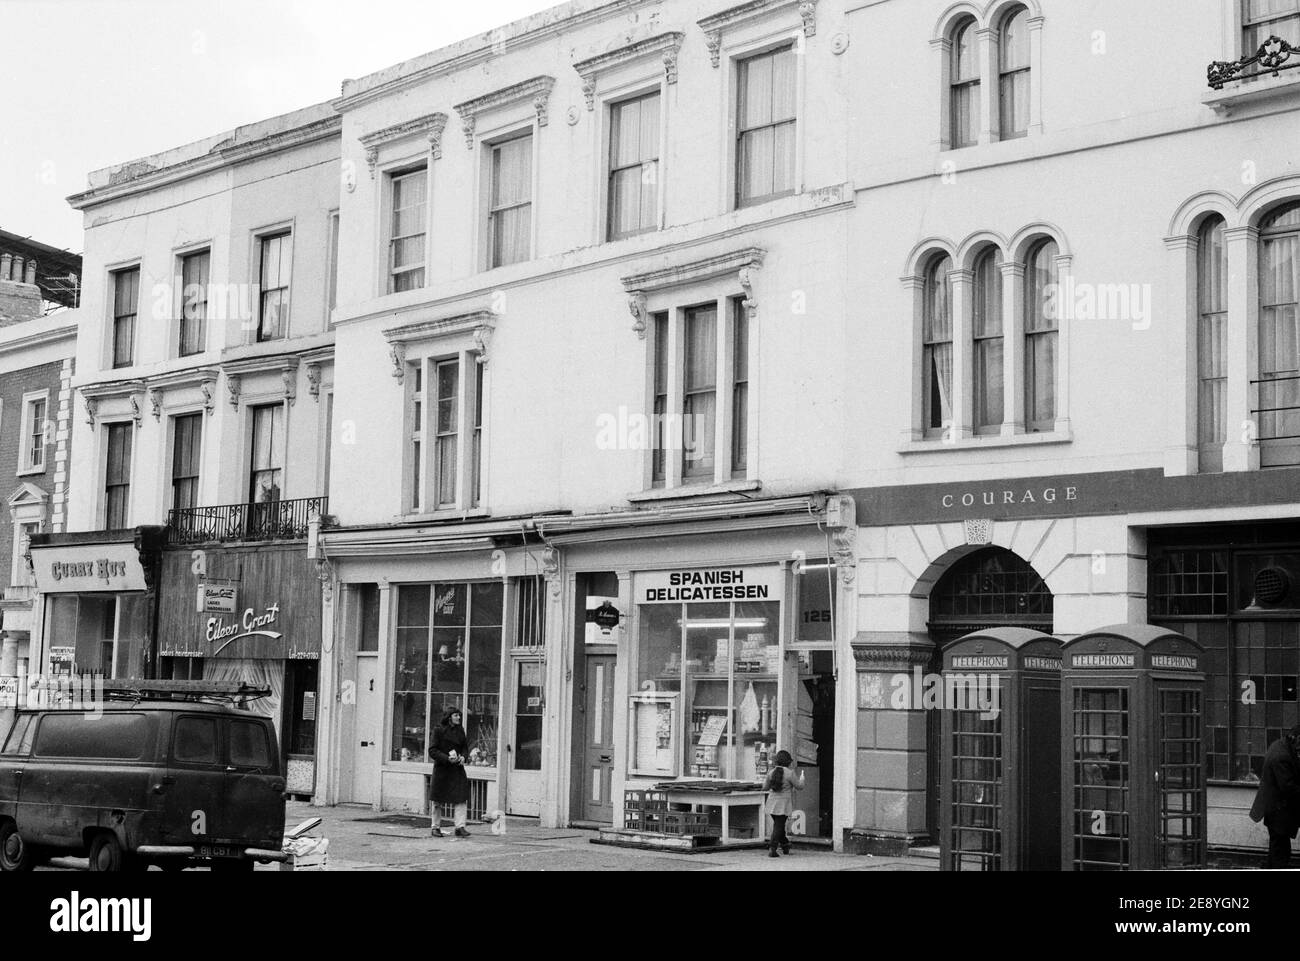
[198,845,238,858]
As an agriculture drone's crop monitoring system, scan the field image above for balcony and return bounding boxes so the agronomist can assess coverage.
[1253,374,1300,469]
[167,496,328,546]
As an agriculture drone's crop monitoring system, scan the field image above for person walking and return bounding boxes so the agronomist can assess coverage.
[764,749,805,858]
[429,709,472,838]
[1249,723,1300,868]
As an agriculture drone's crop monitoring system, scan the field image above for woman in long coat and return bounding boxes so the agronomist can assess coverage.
[429,709,471,837]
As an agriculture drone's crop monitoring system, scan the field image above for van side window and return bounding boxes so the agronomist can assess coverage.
[1,715,33,755]
[172,717,219,765]
[33,713,149,759]
[230,720,271,769]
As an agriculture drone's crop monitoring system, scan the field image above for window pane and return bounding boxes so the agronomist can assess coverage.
[1000,8,1030,70]
[1198,219,1228,471]
[953,21,978,81]
[684,306,717,391]
[493,136,532,207]
[230,720,271,768]
[683,305,716,475]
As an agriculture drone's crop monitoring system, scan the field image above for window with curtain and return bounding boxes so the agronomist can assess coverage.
[435,359,460,507]
[104,423,133,529]
[736,45,796,207]
[258,232,292,341]
[609,92,660,239]
[248,404,284,504]
[389,168,427,292]
[923,255,954,435]
[179,250,209,356]
[171,412,203,510]
[999,6,1031,140]
[111,268,139,369]
[652,313,669,485]
[682,304,718,479]
[1197,217,1228,473]
[950,19,980,148]
[1258,203,1300,468]
[1024,239,1059,431]
[471,362,484,507]
[489,135,533,268]
[732,299,749,474]
[973,248,1004,433]
[1243,0,1300,52]
[407,362,424,512]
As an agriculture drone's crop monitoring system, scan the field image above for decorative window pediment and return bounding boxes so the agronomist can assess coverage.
[454,76,556,148]
[572,32,685,109]
[8,482,50,511]
[698,0,818,67]
[81,379,146,429]
[360,112,450,178]
[143,366,220,420]
[222,355,301,408]
[621,246,764,338]
[384,309,497,382]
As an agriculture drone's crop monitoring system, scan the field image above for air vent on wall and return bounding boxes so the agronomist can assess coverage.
[1254,567,1291,605]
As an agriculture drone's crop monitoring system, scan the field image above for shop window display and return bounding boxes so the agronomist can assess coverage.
[391,581,504,766]
[636,598,781,781]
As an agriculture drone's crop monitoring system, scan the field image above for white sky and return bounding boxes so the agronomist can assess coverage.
[0,0,558,254]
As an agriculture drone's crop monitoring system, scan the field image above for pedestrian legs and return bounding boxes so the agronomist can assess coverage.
[769,814,788,855]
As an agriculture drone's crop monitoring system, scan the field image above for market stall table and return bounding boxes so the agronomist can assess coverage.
[653,781,768,844]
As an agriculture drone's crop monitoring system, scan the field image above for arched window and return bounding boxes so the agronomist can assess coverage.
[1196,216,1227,473]
[973,248,1004,432]
[1024,239,1059,432]
[950,19,980,148]
[923,254,954,435]
[998,6,1031,140]
[1259,203,1300,468]
[930,547,1053,626]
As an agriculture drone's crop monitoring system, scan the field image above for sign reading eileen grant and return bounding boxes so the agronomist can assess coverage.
[638,567,784,604]
[30,543,147,593]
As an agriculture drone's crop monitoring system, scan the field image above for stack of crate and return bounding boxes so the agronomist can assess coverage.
[624,790,668,831]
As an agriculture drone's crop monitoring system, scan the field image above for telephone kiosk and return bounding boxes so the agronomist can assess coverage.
[1059,624,1206,871]
[939,628,1062,871]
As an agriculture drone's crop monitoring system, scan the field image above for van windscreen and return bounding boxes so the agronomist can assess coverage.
[33,713,150,760]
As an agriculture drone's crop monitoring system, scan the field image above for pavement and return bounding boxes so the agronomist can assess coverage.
[41,800,937,872]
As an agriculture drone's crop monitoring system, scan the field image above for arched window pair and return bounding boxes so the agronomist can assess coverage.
[1196,203,1300,471]
[949,6,1032,149]
[922,239,1059,436]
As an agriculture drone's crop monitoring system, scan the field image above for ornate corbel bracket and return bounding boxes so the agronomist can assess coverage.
[282,368,297,406]
[705,30,722,67]
[472,324,494,366]
[627,290,648,340]
[83,396,98,428]
[147,387,163,421]
[533,92,551,127]
[227,374,242,409]
[365,147,379,180]
[580,75,597,111]
[128,394,143,429]
[390,341,408,384]
[664,46,680,84]
[460,115,476,149]
[542,547,561,596]
[738,265,758,319]
[455,77,555,148]
[427,113,448,160]
[831,527,856,585]
[305,362,322,400]
[200,381,215,416]
[799,0,818,37]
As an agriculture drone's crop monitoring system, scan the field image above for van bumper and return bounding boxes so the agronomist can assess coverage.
[136,845,288,862]
[244,848,289,862]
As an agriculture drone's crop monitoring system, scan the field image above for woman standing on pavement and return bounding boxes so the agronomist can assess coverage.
[764,749,805,858]
[429,709,471,838]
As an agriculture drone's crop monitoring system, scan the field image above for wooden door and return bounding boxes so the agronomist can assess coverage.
[581,655,617,822]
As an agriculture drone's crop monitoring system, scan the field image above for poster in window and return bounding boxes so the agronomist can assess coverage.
[630,692,678,777]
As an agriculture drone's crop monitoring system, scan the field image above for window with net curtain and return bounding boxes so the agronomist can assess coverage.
[999,6,1031,140]
[389,167,427,292]
[923,254,954,436]
[1242,0,1300,52]
[1197,217,1227,473]
[1258,203,1300,469]
[111,268,139,369]
[489,134,532,268]
[609,92,660,239]
[950,18,980,148]
[258,232,292,341]
[682,304,717,479]
[736,45,796,206]
[973,248,1004,433]
[1024,239,1059,431]
[179,250,209,357]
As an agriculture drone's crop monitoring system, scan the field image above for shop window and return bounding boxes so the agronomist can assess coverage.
[160,656,205,681]
[1148,550,1229,618]
[794,558,836,644]
[635,597,781,780]
[512,660,543,771]
[390,581,504,767]
[358,584,380,653]
[49,592,150,682]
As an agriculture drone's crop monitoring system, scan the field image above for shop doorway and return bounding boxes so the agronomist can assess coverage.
[351,655,380,804]
[506,659,544,816]
[926,547,1053,841]
[786,649,836,839]
[580,654,617,822]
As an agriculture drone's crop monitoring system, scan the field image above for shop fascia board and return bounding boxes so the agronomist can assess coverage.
[541,511,817,546]
[316,533,499,557]
[536,493,828,542]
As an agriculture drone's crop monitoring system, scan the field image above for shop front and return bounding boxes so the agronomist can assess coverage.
[155,542,322,797]
[541,495,855,844]
[28,529,164,681]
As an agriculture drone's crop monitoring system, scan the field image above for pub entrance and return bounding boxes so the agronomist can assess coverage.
[925,547,1053,840]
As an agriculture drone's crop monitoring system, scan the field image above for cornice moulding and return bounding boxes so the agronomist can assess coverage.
[361,113,450,174]
[698,0,818,65]
[572,32,685,107]
[454,76,556,147]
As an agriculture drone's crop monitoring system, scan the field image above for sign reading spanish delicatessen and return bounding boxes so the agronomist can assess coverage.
[636,566,784,604]
[156,546,321,659]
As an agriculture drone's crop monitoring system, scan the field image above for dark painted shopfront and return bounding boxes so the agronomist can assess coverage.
[156,543,322,796]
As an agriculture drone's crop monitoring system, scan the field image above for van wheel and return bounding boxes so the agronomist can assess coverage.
[88,833,138,872]
[0,822,35,872]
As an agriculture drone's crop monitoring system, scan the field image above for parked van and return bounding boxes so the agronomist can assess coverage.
[0,684,287,872]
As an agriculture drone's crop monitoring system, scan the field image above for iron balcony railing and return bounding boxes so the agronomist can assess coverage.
[1208,34,1300,88]
[1252,373,1300,469]
[167,496,328,546]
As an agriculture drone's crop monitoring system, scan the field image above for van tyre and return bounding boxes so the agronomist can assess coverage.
[88,833,142,872]
[0,822,35,872]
